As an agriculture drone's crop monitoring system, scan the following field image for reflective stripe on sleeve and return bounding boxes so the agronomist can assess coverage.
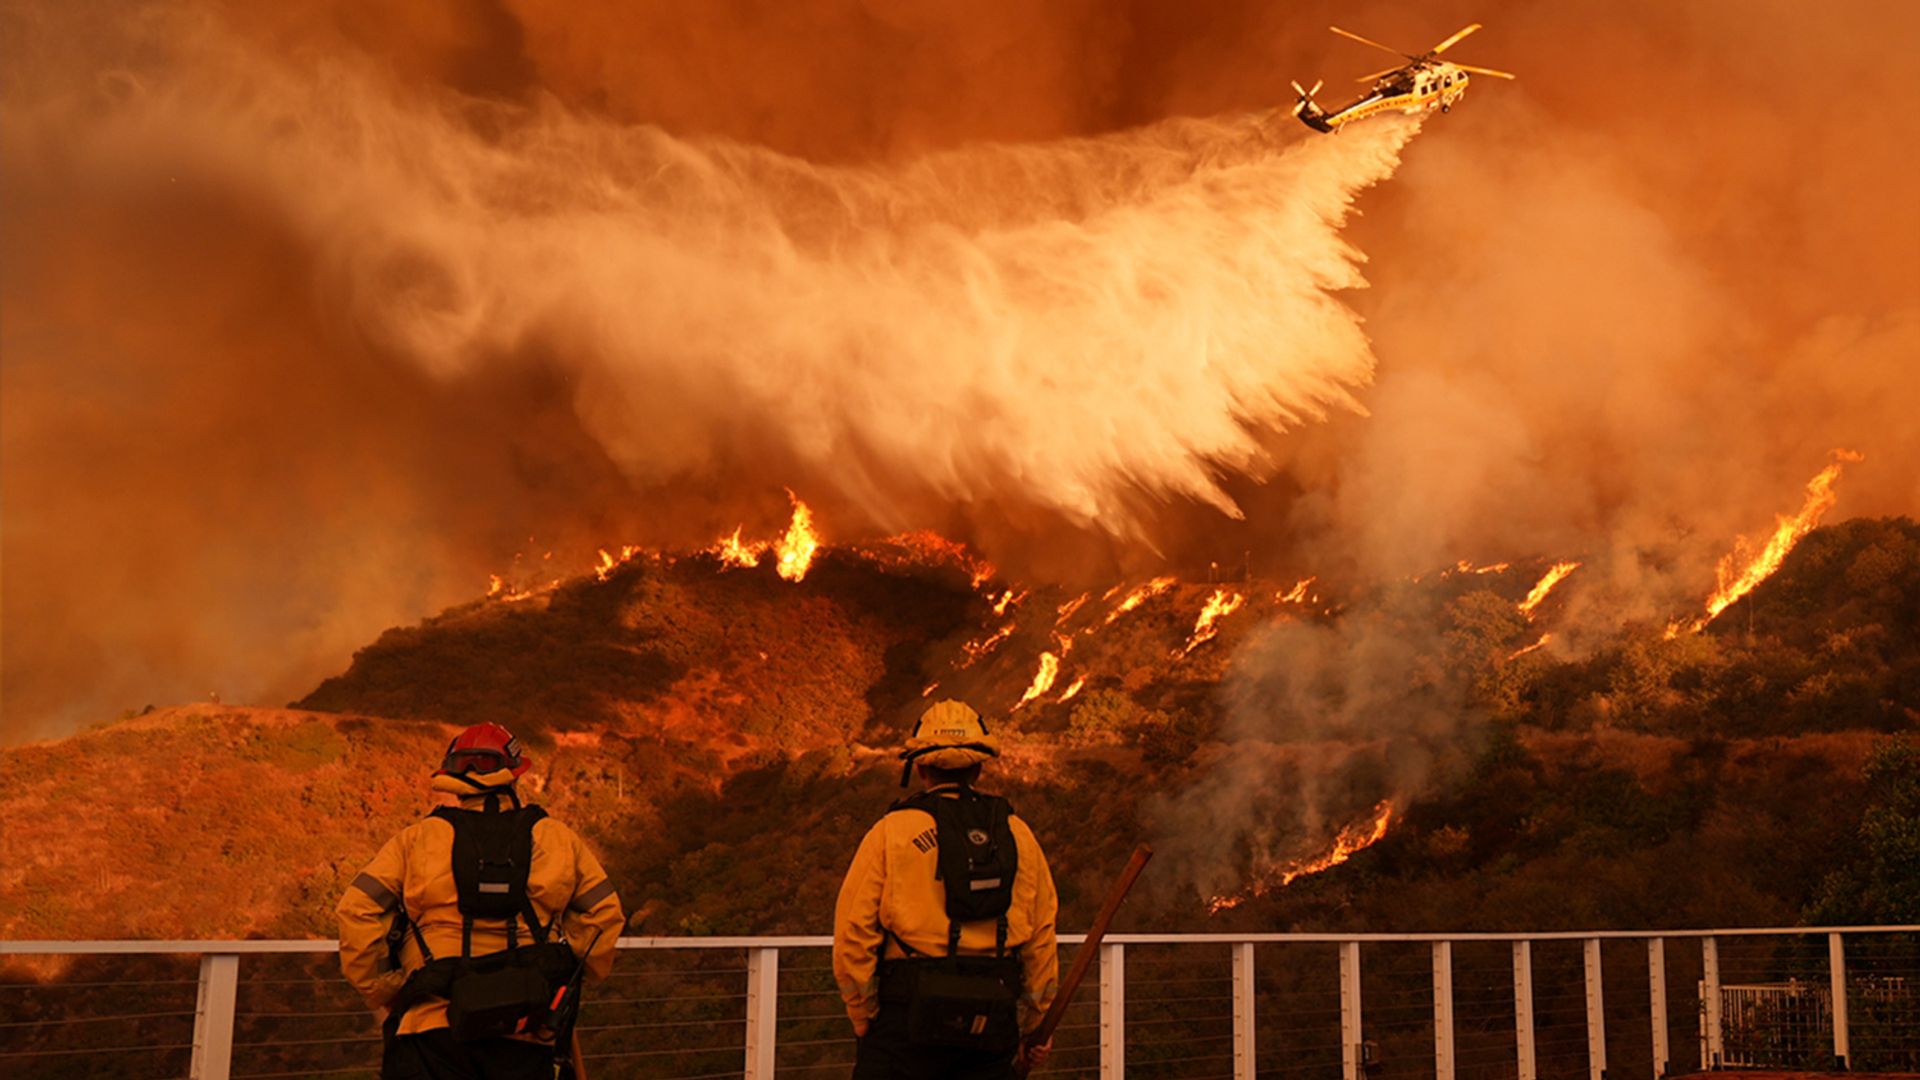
[571,879,617,912]
[351,872,398,911]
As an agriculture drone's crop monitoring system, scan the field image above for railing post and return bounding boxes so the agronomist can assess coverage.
[1232,942,1257,1080]
[744,946,778,1080]
[1700,936,1722,1069]
[1828,931,1851,1070]
[1649,938,1669,1080]
[1585,938,1608,1080]
[1100,942,1126,1080]
[1514,940,1537,1080]
[189,953,239,1080]
[1340,940,1364,1080]
[1433,940,1456,1080]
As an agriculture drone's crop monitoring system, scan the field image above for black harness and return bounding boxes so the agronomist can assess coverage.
[383,781,577,1046]
[876,787,1025,1052]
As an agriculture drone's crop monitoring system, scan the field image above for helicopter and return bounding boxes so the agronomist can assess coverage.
[1291,23,1514,133]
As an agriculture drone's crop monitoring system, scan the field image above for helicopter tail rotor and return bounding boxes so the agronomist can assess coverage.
[1289,78,1324,116]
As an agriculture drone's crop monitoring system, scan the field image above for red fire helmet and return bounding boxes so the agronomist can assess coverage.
[434,723,531,779]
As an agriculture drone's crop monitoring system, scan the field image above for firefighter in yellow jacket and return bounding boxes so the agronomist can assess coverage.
[338,723,623,1080]
[834,701,1058,1078]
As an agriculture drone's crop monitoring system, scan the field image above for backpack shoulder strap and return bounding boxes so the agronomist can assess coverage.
[518,807,551,945]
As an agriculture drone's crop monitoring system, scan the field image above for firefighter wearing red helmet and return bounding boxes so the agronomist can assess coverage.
[337,723,623,1079]
[833,701,1059,1078]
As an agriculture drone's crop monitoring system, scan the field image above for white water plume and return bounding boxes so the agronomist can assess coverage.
[41,21,1419,534]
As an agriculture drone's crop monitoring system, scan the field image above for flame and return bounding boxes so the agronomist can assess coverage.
[1701,451,1862,623]
[960,622,1016,667]
[1505,632,1553,662]
[922,682,940,697]
[487,574,505,597]
[1445,560,1510,577]
[1277,577,1316,604]
[1058,675,1087,702]
[711,526,765,569]
[991,589,1026,617]
[774,494,820,583]
[1015,652,1061,709]
[1179,588,1245,655]
[1208,800,1396,914]
[1668,450,1864,634]
[1055,593,1090,625]
[594,545,642,582]
[1104,577,1177,625]
[871,530,996,587]
[1518,561,1581,618]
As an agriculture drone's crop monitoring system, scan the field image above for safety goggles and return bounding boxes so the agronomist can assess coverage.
[441,748,511,775]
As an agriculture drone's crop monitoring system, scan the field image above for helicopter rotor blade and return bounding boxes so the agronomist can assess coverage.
[1428,23,1482,56]
[1453,63,1517,80]
[1329,25,1413,59]
[1354,65,1403,83]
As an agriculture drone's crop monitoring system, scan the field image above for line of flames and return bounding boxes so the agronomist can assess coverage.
[1505,632,1552,663]
[1668,449,1863,637]
[1015,651,1061,709]
[1208,800,1397,914]
[1518,561,1581,618]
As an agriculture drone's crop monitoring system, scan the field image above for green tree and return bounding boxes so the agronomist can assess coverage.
[1807,736,1920,923]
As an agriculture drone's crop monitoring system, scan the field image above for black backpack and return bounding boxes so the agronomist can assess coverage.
[387,799,578,1043]
[881,788,1025,1052]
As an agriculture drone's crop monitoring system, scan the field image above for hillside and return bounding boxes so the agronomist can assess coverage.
[2,519,1918,945]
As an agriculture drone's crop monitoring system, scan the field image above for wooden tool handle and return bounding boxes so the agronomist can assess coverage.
[1015,844,1153,1075]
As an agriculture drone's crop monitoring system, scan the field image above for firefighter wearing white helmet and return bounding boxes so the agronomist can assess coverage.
[833,700,1059,1078]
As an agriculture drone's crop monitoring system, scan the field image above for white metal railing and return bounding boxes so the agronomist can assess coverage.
[2,926,1916,1079]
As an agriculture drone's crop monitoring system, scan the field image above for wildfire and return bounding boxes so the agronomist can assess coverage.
[1015,652,1061,709]
[1208,800,1396,914]
[1518,561,1581,618]
[1445,560,1510,577]
[711,526,765,569]
[595,545,642,582]
[876,531,998,588]
[487,574,505,597]
[773,494,821,582]
[991,589,1026,617]
[1671,450,1864,634]
[960,622,1016,667]
[1104,577,1177,625]
[1055,593,1089,625]
[1058,675,1087,702]
[1505,632,1553,662]
[1179,589,1245,656]
[1277,576,1316,604]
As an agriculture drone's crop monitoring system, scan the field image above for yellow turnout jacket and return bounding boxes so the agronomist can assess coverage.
[337,772,624,1036]
[832,784,1060,1033]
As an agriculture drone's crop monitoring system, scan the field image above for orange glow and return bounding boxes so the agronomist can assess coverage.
[1699,451,1862,624]
[874,531,996,587]
[1518,561,1581,618]
[992,589,1026,617]
[1209,800,1395,914]
[486,574,505,597]
[1058,675,1087,702]
[1015,652,1060,709]
[594,545,642,582]
[1104,577,1177,625]
[1179,589,1245,655]
[774,493,820,583]
[1505,632,1552,662]
[1277,576,1316,604]
[960,622,1016,667]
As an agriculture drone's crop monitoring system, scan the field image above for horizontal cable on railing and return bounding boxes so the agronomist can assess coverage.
[0,1042,193,1057]
[592,991,746,1005]
[577,1015,747,1033]
[232,1034,377,1048]
[231,1066,379,1079]
[0,1009,196,1027]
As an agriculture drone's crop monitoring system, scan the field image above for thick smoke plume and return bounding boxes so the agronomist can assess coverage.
[2,3,1411,739]
[5,0,1919,771]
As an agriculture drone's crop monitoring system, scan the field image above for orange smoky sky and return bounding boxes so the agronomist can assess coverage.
[3,0,1916,740]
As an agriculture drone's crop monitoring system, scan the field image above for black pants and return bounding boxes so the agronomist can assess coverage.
[383,1028,558,1080]
[851,1005,1018,1080]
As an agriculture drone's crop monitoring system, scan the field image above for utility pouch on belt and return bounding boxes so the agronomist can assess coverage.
[444,944,575,1040]
[892,955,1023,1052]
